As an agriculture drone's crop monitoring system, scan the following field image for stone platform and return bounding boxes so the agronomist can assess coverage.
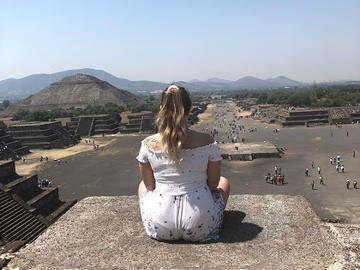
[4,195,359,269]
[219,142,280,161]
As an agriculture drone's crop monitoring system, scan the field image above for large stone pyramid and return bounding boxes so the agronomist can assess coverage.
[13,74,143,110]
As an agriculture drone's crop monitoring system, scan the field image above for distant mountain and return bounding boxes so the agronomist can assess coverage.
[266,76,302,87]
[6,74,143,113]
[205,78,232,84]
[2,68,357,100]
[0,68,167,99]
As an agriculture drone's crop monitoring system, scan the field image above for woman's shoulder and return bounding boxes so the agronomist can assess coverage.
[184,130,214,149]
[143,133,161,151]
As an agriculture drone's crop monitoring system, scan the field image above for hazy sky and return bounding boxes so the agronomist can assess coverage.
[1,0,359,82]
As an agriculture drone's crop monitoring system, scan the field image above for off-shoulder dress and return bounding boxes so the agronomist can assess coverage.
[136,140,225,242]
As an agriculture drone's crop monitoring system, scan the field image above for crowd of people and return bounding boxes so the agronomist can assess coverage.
[306,154,358,191]
[38,179,52,188]
[264,165,286,185]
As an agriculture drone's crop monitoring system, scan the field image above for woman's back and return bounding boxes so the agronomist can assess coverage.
[137,131,222,195]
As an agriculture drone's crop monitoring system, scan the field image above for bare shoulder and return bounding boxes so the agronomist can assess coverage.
[143,133,161,151]
[185,130,214,149]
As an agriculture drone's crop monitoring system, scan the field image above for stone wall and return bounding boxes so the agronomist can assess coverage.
[4,195,359,269]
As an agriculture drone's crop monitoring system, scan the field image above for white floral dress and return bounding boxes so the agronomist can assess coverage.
[137,140,225,242]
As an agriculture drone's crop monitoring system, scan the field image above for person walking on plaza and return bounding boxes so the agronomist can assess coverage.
[354,180,357,189]
[330,158,333,165]
[319,175,324,185]
[353,150,356,158]
[311,180,315,190]
[341,165,345,173]
[274,165,278,175]
[346,180,350,190]
[305,168,309,177]
[311,160,314,168]
[317,166,321,175]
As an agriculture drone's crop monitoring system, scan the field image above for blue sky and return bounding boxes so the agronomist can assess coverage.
[1,0,359,82]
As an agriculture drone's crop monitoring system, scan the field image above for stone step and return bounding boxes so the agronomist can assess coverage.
[7,218,42,241]
[46,200,77,223]
[0,135,13,143]
[2,213,35,239]
[13,146,30,156]
[119,128,140,134]
[0,201,32,232]
[23,223,47,243]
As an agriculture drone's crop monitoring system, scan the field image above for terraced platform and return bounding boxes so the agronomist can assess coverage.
[219,142,280,161]
[0,160,76,257]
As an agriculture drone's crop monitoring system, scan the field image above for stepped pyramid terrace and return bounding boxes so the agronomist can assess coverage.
[0,160,76,261]
[66,114,119,136]
[0,129,29,160]
[7,121,79,149]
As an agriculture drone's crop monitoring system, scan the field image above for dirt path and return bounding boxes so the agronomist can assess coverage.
[15,135,125,175]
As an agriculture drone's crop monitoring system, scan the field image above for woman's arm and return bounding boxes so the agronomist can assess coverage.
[138,162,155,191]
[207,160,221,190]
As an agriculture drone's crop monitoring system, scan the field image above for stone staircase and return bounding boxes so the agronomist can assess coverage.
[119,113,155,134]
[76,117,93,136]
[0,160,76,248]
[0,188,48,243]
[68,115,119,136]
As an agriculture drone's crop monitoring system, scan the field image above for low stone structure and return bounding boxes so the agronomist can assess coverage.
[219,142,280,161]
[0,129,29,160]
[0,160,77,262]
[279,110,329,127]
[4,195,359,269]
[66,114,119,136]
[119,113,156,134]
[7,121,79,149]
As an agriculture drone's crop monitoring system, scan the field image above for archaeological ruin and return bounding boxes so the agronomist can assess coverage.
[0,160,76,251]
[0,129,29,160]
[7,122,79,149]
[66,114,119,136]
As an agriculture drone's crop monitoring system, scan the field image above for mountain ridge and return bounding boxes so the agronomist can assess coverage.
[1,68,356,99]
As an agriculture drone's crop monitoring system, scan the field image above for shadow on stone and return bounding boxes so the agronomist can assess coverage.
[218,210,263,243]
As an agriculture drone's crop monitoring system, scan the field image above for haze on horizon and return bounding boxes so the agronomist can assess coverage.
[1,0,359,83]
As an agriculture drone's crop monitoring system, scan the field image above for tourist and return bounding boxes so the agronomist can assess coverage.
[311,180,315,190]
[330,158,333,165]
[137,85,230,242]
[346,131,349,136]
[311,160,314,168]
[336,164,339,172]
[354,180,357,189]
[274,165,278,175]
[305,168,309,177]
[346,180,350,190]
[317,166,321,175]
[353,150,356,158]
[341,165,345,173]
[319,176,323,185]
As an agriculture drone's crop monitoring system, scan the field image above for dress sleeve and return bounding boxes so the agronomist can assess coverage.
[136,141,149,163]
[208,143,222,162]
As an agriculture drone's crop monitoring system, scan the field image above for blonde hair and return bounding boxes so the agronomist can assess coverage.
[157,85,192,164]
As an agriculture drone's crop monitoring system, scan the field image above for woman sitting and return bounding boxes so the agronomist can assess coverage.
[137,85,230,242]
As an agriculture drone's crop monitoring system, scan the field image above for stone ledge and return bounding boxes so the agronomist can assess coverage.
[5,195,360,270]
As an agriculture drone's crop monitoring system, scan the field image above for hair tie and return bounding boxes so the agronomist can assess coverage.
[166,85,179,93]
